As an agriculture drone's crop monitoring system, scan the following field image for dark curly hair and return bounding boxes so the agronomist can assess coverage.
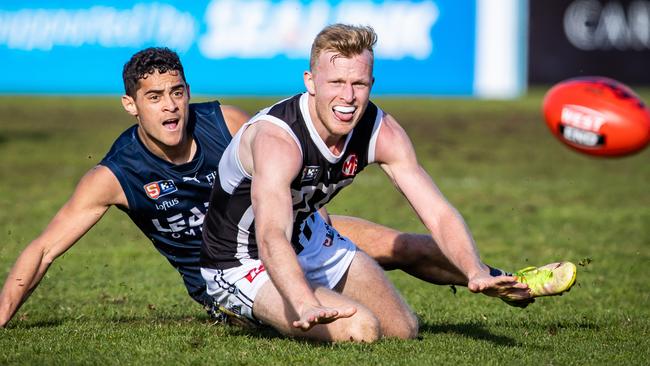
[122,47,187,98]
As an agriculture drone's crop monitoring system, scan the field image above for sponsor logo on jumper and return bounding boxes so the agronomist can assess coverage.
[205,171,217,185]
[301,166,321,182]
[245,264,266,283]
[182,173,200,183]
[144,180,177,199]
[151,203,208,238]
[341,154,358,176]
[155,198,180,211]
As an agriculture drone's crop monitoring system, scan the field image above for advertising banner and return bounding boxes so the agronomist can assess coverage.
[529,0,650,84]
[1,0,526,97]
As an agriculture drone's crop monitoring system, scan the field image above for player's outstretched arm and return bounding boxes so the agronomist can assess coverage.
[373,113,528,297]
[244,122,355,331]
[0,166,124,327]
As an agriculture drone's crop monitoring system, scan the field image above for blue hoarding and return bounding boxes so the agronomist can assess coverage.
[0,1,525,97]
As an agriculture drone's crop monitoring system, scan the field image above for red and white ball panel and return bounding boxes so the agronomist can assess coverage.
[542,77,650,157]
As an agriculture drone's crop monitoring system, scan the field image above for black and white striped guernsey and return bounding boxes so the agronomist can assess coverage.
[200,93,383,270]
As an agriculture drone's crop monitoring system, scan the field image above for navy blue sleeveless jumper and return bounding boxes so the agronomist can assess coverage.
[100,101,231,305]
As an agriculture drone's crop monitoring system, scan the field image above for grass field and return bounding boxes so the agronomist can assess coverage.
[1,91,649,365]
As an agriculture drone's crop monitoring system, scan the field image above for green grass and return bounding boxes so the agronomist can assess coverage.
[1,91,649,365]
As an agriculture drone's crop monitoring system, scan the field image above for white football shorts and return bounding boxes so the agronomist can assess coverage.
[201,212,357,323]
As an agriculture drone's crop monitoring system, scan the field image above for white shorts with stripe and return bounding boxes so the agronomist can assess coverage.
[201,212,357,322]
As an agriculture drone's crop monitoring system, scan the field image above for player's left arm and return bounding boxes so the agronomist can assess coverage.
[374,113,523,293]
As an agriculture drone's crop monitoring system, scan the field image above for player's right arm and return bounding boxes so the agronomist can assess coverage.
[0,165,125,327]
[242,121,354,330]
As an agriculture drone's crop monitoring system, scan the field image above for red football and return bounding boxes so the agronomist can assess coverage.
[542,77,650,157]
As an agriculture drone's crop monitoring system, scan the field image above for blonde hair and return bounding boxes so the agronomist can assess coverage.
[309,24,377,71]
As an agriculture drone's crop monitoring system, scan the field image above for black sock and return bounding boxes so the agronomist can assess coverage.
[488,266,513,277]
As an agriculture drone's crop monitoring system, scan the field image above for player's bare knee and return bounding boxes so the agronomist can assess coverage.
[384,310,419,340]
[345,311,381,343]
[403,311,419,339]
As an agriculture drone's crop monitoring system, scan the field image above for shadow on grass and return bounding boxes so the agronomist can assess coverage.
[419,322,518,346]
[235,321,522,347]
[6,314,204,330]
[210,319,522,347]
[13,315,601,349]
[7,318,65,329]
[9,315,517,347]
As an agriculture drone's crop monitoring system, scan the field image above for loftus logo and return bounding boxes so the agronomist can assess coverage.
[561,105,607,132]
[144,180,178,200]
[341,154,358,176]
[155,198,180,211]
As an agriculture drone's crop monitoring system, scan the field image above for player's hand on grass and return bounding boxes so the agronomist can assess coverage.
[468,273,531,300]
[293,303,357,331]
